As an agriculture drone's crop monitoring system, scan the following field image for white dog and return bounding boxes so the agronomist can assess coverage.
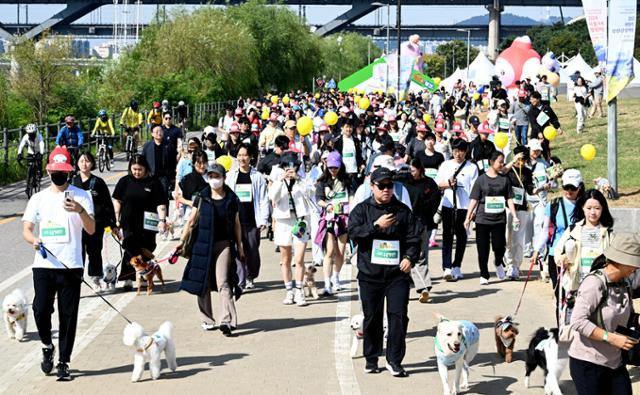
[349,312,388,358]
[122,321,177,382]
[103,264,117,290]
[435,316,480,395]
[3,289,28,341]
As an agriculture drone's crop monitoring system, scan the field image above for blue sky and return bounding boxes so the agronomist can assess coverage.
[0,3,583,26]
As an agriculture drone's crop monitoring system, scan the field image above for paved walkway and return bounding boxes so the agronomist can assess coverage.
[1,156,640,394]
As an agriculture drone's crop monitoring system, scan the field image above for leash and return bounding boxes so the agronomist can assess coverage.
[38,242,133,324]
[512,255,539,316]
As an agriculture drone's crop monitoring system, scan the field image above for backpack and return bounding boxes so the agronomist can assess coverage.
[588,269,632,332]
[547,197,567,247]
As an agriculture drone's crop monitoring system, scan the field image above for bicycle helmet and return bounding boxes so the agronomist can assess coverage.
[25,123,38,135]
[162,99,169,106]
[130,100,139,110]
[178,100,185,106]
[98,109,107,117]
[153,101,161,109]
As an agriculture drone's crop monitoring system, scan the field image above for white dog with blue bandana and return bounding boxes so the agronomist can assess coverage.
[435,316,480,395]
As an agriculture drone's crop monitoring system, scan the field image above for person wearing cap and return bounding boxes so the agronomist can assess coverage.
[55,116,84,165]
[283,119,310,158]
[258,112,283,154]
[348,166,422,377]
[334,118,364,187]
[223,121,243,158]
[178,162,245,336]
[335,106,355,132]
[528,91,562,142]
[467,121,496,175]
[588,69,604,118]
[466,115,481,141]
[568,232,640,395]
[175,100,188,129]
[120,100,144,151]
[147,101,163,130]
[22,146,95,380]
[509,89,531,146]
[225,143,269,290]
[314,151,356,295]
[142,126,177,198]
[354,152,413,210]
[531,169,585,315]
[433,121,452,161]
[436,138,479,281]
[268,151,315,306]
[405,122,430,161]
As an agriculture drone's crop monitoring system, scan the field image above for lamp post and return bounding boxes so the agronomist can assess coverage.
[396,0,401,96]
[367,34,371,64]
[456,28,471,81]
[337,35,343,81]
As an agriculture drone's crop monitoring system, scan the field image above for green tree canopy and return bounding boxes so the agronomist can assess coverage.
[527,20,596,65]
[319,33,381,82]
[435,40,479,74]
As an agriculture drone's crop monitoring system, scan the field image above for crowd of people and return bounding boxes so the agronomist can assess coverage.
[18,79,640,393]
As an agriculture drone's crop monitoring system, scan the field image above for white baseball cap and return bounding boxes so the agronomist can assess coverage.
[562,169,583,188]
[527,139,543,152]
[372,154,396,171]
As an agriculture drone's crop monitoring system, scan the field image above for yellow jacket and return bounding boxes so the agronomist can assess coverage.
[92,118,115,136]
[147,109,163,126]
[120,107,143,129]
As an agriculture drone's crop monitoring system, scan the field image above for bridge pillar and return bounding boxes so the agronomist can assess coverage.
[486,0,503,61]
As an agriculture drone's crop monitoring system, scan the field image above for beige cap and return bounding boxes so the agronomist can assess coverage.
[604,232,640,268]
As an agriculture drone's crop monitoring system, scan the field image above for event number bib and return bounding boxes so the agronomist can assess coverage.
[235,183,253,203]
[536,111,550,126]
[484,196,506,214]
[580,228,601,281]
[331,191,349,204]
[512,187,524,206]
[477,160,490,173]
[371,239,400,265]
[40,217,70,244]
[143,211,159,232]
[343,151,357,173]
[424,168,438,179]
[498,118,510,130]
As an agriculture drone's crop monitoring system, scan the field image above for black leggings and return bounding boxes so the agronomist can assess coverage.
[441,207,468,269]
[475,222,506,280]
[82,226,105,277]
[570,357,631,395]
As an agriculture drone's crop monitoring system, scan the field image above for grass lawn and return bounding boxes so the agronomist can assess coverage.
[549,97,640,207]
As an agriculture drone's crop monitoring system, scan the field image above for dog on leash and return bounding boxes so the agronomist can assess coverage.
[350,313,388,358]
[594,177,619,200]
[303,264,319,300]
[2,289,28,341]
[494,315,519,363]
[129,249,165,295]
[525,327,567,395]
[122,321,177,382]
[434,315,480,395]
[103,264,117,290]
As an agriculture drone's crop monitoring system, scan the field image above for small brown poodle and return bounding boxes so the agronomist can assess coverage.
[129,248,165,295]
[494,315,519,363]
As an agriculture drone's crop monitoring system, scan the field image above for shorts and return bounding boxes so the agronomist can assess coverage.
[274,216,310,247]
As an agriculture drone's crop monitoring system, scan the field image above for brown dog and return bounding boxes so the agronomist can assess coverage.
[129,248,165,295]
[494,316,519,363]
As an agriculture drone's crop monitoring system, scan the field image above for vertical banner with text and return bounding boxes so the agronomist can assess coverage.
[581,0,608,67]
[606,0,637,101]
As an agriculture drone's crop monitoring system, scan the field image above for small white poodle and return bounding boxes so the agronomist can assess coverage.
[102,264,117,290]
[3,289,28,341]
[122,321,177,382]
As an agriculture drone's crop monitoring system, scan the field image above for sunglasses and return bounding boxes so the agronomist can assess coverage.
[563,185,578,192]
[328,166,339,170]
[164,116,172,120]
[375,182,394,190]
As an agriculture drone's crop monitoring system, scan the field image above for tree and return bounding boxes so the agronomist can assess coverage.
[435,40,479,75]
[10,37,73,124]
[0,72,8,127]
[527,21,596,65]
[319,33,381,81]
[422,54,446,79]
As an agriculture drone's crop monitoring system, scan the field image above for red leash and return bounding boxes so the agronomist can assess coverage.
[513,256,538,316]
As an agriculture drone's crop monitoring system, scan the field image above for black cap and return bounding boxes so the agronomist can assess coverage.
[280,151,301,168]
[370,167,394,184]
[206,163,226,177]
[468,115,480,126]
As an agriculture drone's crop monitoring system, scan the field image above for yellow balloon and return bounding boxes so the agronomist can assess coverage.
[261,111,269,120]
[216,155,233,172]
[494,132,509,149]
[324,111,338,126]
[422,114,431,123]
[347,88,354,94]
[297,116,313,136]
[354,95,361,105]
[282,96,290,105]
[271,96,279,104]
[547,72,560,87]
[357,88,365,95]
[314,93,320,99]
[472,93,480,101]
[580,144,597,161]
[359,97,371,110]
[482,98,489,106]
[543,125,557,141]
[433,77,441,85]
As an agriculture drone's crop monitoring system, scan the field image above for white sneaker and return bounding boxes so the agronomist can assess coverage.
[282,289,295,305]
[443,268,454,281]
[452,267,464,279]
[540,270,550,283]
[294,288,308,306]
[480,277,489,285]
[506,264,515,278]
[495,264,506,280]
[320,287,332,297]
[244,279,255,289]
[201,322,216,331]
[509,266,520,280]
[332,278,342,292]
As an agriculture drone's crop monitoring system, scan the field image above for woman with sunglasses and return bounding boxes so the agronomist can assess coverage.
[314,152,356,296]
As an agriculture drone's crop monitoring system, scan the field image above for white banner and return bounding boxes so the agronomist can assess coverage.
[581,0,608,66]
[606,0,637,101]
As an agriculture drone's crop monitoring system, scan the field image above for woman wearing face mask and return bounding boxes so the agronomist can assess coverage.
[464,151,519,285]
[91,109,115,165]
[315,152,356,296]
[112,155,168,290]
[72,152,117,290]
[178,163,245,336]
[177,150,209,220]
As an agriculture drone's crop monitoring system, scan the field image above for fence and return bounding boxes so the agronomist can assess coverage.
[1,99,236,185]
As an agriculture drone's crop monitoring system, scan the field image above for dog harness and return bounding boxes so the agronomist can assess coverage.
[135,334,166,353]
[8,313,26,325]
[496,316,519,348]
[435,320,480,367]
[136,261,160,278]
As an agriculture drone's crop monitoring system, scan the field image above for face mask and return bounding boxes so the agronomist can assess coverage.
[50,172,68,186]
[208,178,224,190]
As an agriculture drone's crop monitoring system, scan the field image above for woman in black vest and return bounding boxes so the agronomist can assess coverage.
[177,163,245,336]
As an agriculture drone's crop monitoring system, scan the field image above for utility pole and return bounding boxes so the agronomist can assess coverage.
[396,0,401,96]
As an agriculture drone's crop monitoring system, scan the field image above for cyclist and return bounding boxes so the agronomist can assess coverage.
[18,123,45,195]
[147,101,163,129]
[91,109,115,165]
[55,116,84,165]
[175,100,188,130]
[119,100,143,153]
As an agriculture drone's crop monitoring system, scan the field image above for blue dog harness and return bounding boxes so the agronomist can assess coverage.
[435,320,480,367]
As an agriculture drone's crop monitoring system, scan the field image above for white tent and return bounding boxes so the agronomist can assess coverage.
[466,52,496,86]
[564,53,596,81]
[441,68,465,93]
[558,66,572,84]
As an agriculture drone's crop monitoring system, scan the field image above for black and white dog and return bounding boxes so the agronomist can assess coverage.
[524,327,567,395]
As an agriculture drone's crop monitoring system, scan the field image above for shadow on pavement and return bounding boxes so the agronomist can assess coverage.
[237,317,338,336]
[429,288,501,304]
[79,279,182,299]
[73,353,248,379]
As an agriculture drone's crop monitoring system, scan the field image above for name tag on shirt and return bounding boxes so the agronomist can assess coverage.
[235,183,252,203]
[498,118,510,130]
[424,168,438,179]
[533,171,548,188]
[477,160,490,172]
[40,217,70,243]
[371,239,400,265]
[332,191,349,204]
[512,187,524,206]
[143,211,159,232]
[536,111,550,126]
[484,196,506,214]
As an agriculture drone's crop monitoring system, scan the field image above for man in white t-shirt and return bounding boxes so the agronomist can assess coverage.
[22,146,95,381]
[435,138,478,281]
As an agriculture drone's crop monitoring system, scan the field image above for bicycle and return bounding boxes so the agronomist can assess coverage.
[20,154,43,199]
[122,127,138,161]
[96,135,111,173]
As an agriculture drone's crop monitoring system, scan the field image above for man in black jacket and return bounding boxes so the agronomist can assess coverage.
[527,91,562,140]
[348,167,422,377]
[142,126,176,197]
[466,122,496,175]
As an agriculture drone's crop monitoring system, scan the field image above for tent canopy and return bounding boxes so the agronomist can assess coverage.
[564,53,596,81]
[466,52,496,85]
[441,68,465,92]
